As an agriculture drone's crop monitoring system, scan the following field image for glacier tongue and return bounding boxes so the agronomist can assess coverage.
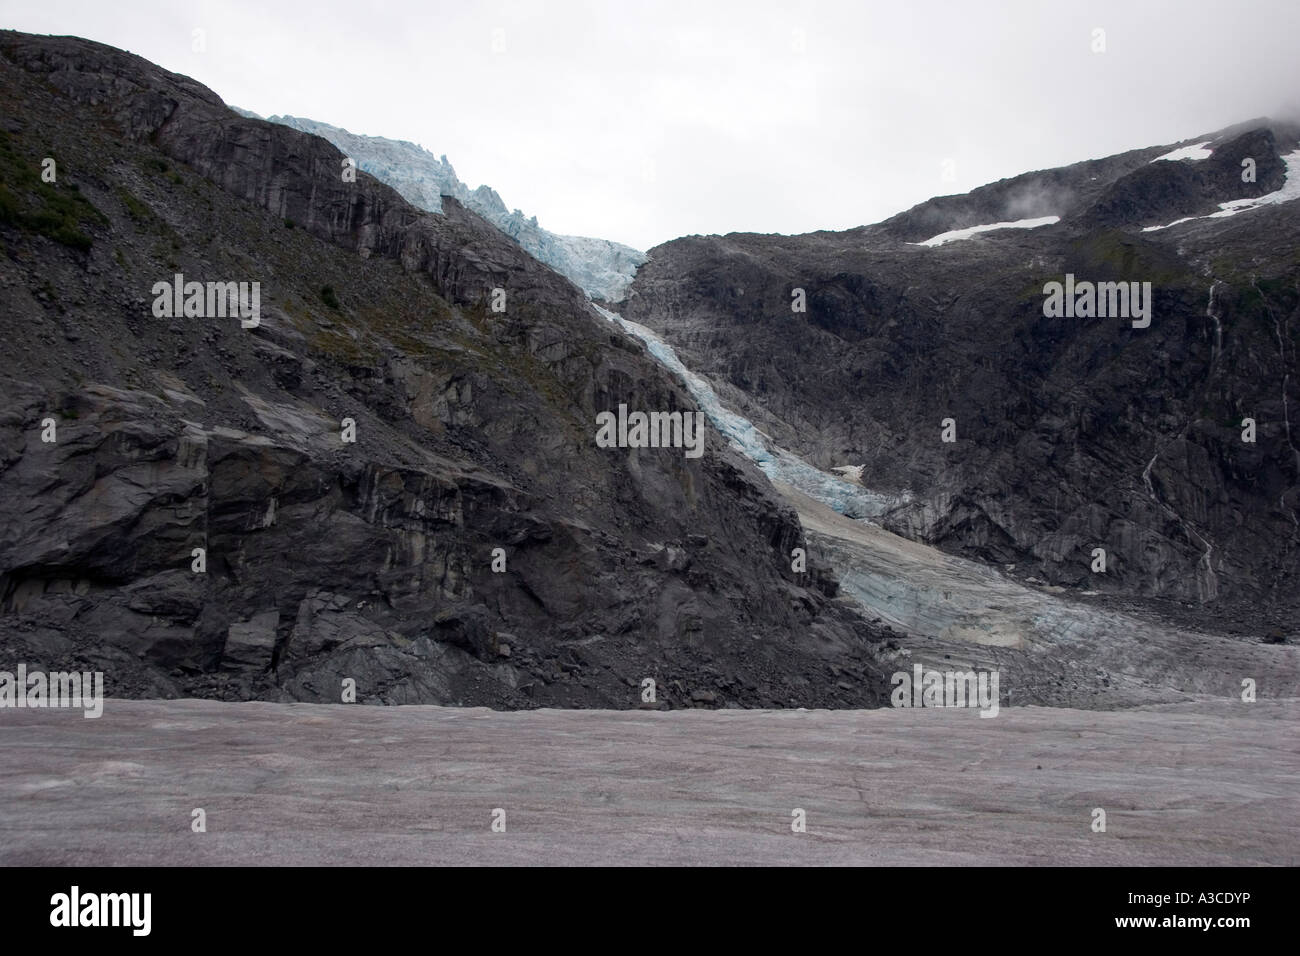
[592,305,1298,706]
[262,114,647,301]
[593,306,905,518]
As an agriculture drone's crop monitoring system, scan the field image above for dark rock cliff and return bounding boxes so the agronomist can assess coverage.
[623,123,1300,629]
[0,31,893,707]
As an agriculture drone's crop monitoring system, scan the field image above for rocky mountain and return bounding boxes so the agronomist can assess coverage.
[251,113,646,302]
[0,30,893,707]
[622,122,1300,631]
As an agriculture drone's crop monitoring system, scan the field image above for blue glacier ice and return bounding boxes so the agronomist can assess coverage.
[593,306,905,519]
[252,114,646,301]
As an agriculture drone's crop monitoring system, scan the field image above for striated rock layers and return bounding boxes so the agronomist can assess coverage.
[623,122,1300,629]
[262,113,646,302]
[0,31,892,707]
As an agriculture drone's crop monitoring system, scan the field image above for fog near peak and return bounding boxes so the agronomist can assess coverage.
[4,0,1299,249]
[1003,183,1077,222]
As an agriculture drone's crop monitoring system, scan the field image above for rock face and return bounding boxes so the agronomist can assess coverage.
[260,114,647,302]
[623,122,1300,627]
[0,31,894,707]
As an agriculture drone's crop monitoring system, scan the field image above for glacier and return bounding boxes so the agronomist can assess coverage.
[592,305,906,519]
[234,110,900,518]
[250,113,647,301]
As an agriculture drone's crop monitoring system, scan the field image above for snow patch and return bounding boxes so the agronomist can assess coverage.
[1150,141,1214,163]
[911,216,1059,247]
[1143,148,1300,232]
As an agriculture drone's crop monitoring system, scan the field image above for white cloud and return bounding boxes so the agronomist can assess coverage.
[5,0,1299,250]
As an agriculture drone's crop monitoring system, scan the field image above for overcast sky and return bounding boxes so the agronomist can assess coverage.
[4,0,1300,250]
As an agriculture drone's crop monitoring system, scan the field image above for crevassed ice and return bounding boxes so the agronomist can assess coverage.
[262,115,646,301]
[911,216,1059,248]
[1144,148,1300,232]
[592,305,905,518]
[1150,141,1214,163]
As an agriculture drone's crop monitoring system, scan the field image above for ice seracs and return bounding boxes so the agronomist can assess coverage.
[911,216,1059,247]
[259,114,647,301]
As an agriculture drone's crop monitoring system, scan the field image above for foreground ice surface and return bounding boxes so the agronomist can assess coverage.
[1149,141,1214,162]
[912,215,1060,247]
[593,307,1299,702]
[782,482,1300,705]
[1144,148,1300,231]
[1,698,1295,865]
[594,305,904,517]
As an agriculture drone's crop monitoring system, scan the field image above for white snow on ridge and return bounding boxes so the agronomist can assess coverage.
[1143,148,1300,232]
[911,216,1060,248]
[1150,141,1214,163]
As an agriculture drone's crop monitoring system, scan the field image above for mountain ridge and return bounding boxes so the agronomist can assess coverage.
[0,29,891,708]
[621,117,1300,629]
[243,110,647,302]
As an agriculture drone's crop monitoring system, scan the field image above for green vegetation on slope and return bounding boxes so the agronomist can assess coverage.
[0,129,105,250]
